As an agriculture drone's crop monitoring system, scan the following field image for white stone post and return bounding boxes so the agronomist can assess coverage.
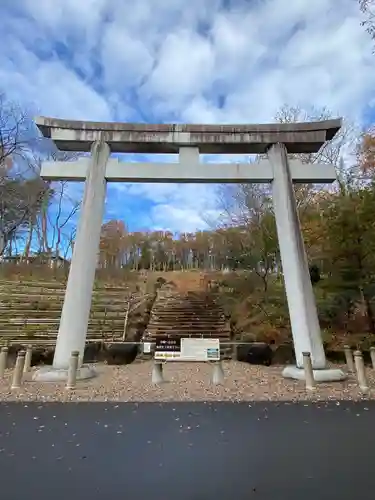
[33,139,110,382]
[152,361,165,384]
[0,347,8,378]
[354,350,369,393]
[370,347,375,369]
[344,345,355,373]
[302,352,316,391]
[11,350,25,389]
[211,361,224,385]
[66,351,79,389]
[24,345,32,373]
[269,143,345,382]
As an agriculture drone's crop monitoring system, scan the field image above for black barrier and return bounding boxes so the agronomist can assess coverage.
[154,336,181,354]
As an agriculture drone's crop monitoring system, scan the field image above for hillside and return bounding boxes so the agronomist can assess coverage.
[0,268,373,366]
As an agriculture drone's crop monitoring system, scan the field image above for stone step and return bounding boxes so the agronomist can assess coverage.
[0,299,142,309]
[0,288,130,295]
[0,305,137,313]
[152,302,222,307]
[144,332,230,339]
[0,280,142,345]
[147,329,229,335]
[150,316,223,321]
[0,323,136,333]
[0,295,132,305]
[0,318,125,326]
[0,331,123,345]
[148,322,227,329]
[145,288,231,346]
[150,309,224,315]
[0,280,131,291]
[0,330,125,340]
[150,313,225,319]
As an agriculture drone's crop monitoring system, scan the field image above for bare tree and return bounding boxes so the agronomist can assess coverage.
[49,181,81,259]
[0,93,33,170]
[31,179,80,259]
[0,177,49,256]
[359,0,375,48]
[0,94,51,256]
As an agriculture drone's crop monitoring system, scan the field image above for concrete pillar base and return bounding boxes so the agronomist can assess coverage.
[32,365,97,382]
[282,365,347,382]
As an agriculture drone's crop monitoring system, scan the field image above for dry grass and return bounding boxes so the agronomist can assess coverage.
[0,360,373,403]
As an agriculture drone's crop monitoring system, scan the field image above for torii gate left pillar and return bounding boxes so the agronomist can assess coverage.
[35,139,110,381]
[32,117,346,383]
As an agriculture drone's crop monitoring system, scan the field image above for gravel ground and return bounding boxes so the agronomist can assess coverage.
[0,360,374,402]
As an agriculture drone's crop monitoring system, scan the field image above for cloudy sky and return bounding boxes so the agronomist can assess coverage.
[1,0,374,234]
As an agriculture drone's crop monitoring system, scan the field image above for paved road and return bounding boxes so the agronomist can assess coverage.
[0,400,374,500]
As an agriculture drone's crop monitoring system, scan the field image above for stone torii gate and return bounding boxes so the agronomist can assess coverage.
[32,117,346,383]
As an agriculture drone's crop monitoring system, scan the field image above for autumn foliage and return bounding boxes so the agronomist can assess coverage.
[358,128,375,174]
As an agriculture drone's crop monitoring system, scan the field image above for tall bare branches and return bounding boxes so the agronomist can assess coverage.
[0,95,49,255]
[359,0,375,48]
[0,93,31,172]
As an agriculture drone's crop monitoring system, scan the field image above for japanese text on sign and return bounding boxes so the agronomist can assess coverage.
[154,337,181,359]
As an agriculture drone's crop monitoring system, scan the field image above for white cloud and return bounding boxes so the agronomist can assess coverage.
[141,184,221,233]
[0,44,112,121]
[1,0,374,232]
[100,27,154,92]
[151,203,218,233]
[142,29,215,110]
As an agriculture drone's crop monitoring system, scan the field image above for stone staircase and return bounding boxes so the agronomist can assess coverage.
[0,280,143,345]
[143,289,232,356]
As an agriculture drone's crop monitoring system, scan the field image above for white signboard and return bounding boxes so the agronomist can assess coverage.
[154,337,220,362]
[181,338,220,361]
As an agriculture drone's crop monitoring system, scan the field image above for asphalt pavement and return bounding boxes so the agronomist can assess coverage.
[0,400,374,499]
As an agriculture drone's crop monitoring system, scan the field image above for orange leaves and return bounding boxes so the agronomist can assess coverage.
[99,220,127,260]
[358,128,375,174]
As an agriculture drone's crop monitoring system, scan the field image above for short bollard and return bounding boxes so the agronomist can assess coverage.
[24,345,33,373]
[370,347,375,370]
[152,361,165,384]
[302,352,316,391]
[354,350,369,393]
[211,361,224,385]
[66,351,80,390]
[143,342,152,354]
[0,347,8,378]
[344,345,355,373]
[11,350,26,390]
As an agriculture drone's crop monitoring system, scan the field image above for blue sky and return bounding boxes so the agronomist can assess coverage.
[1,0,375,238]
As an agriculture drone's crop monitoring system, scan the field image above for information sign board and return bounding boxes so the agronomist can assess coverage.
[154,337,220,361]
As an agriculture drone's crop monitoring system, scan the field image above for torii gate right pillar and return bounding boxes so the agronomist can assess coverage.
[269,143,345,381]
